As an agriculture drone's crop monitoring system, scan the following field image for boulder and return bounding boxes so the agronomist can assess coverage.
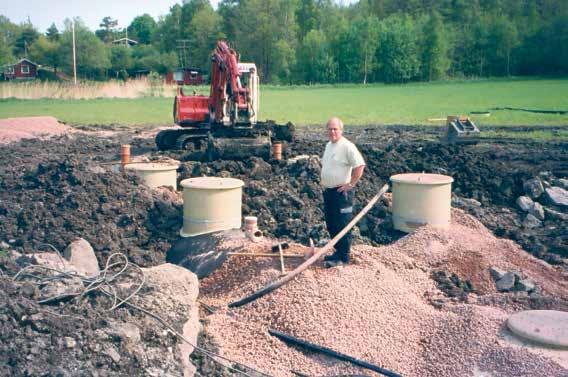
[496,272,516,292]
[523,214,542,228]
[516,196,533,212]
[528,202,545,221]
[31,252,76,273]
[545,187,568,207]
[141,263,200,377]
[544,207,568,221]
[523,178,544,199]
[64,238,100,278]
[516,279,536,293]
[557,178,568,190]
[489,266,507,281]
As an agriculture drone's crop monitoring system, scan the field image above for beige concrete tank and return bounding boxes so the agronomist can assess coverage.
[126,161,180,189]
[180,177,245,237]
[390,173,454,233]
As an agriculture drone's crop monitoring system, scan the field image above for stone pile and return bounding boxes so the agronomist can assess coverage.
[489,266,539,296]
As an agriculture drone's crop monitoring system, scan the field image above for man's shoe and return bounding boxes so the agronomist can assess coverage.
[323,254,340,263]
[324,259,344,268]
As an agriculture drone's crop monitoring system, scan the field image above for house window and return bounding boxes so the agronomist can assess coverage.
[21,65,30,74]
[6,66,14,74]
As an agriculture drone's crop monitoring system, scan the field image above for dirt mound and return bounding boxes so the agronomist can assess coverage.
[0,262,199,377]
[0,116,72,144]
[199,211,568,377]
[0,134,178,267]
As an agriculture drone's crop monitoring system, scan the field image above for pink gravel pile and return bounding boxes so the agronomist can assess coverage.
[200,210,568,377]
[0,116,71,144]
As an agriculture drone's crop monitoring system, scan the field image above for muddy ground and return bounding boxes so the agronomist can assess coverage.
[0,124,566,375]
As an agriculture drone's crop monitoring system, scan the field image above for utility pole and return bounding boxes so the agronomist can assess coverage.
[72,20,77,85]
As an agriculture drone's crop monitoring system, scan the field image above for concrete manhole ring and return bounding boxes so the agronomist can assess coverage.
[507,310,568,347]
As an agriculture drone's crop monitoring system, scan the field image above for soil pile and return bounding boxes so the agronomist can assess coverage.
[0,116,72,144]
[199,210,568,377]
[0,134,179,267]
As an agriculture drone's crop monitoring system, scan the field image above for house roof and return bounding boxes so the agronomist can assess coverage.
[2,58,39,69]
[112,37,138,46]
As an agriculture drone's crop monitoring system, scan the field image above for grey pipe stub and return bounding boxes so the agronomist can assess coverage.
[507,310,568,348]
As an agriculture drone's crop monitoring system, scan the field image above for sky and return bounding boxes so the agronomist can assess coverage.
[1,0,221,33]
[3,0,357,34]
[2,0,357,34]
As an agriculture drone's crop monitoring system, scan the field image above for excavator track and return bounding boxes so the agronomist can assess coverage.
[155,121,296,160]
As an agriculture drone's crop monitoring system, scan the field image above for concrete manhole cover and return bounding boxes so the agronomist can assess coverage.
[507,310,568,347]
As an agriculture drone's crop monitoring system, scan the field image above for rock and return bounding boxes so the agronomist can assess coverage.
[287,155,310,165]
[248,157,272,179]
[63,337,77,349]
[38,277,84,303]
[557,178,568,190]
[523,178,544,199]
[452,196,481,209]
[544,207,568,221]
[545,187,568,207]
[496,272,516,291]
[0,241,9,249]
[528,202,545,221]
[516,279,536,293]
[523,214,542,228]
[64,238,100,278]
[104,346,121,363]
[31,252,76,273]
[141,263,200,377]
[489,266,507,281]
[516,196,533,212]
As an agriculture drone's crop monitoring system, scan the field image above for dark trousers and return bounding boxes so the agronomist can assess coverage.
[323,188,354,262]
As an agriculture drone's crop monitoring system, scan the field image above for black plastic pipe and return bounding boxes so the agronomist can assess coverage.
[268,329,402,377]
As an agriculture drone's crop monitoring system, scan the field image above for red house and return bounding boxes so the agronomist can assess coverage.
[2,58,38,80]
[166,68,204,85]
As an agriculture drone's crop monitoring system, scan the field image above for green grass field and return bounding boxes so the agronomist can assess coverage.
[0,78,566,127]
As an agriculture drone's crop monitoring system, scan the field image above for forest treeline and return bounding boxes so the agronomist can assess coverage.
[1,0,567,83]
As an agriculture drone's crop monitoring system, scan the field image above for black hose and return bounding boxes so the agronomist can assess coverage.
[490,107,567,115]
[268,329,402,377]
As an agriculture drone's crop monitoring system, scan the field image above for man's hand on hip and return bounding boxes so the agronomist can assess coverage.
[337,183,353,193]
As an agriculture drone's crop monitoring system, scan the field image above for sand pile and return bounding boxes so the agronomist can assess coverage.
[0,116,72,144]
[199,210,568,377]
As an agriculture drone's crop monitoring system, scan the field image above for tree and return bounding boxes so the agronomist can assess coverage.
[421,11,451,81]
[234,0,298,82]
[14,22,40,57]
[299,29,336,83]
[487,15,519,76]
[0,16,17,65]
[296,0,320,40]
[376,16,420,83]
[128,14,156,44]
[96,16,118,43]
[351,16,380,84]
[153,4,183,52]
[187,7,224,69]
[59,19,111,79]
[109,45,133,78]
[46,23,60,42]
[29,35,62,76]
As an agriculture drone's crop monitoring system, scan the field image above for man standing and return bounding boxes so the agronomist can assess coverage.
[320,117,366,268]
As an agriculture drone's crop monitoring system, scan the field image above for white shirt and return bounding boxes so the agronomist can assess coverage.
[321,137,365,188]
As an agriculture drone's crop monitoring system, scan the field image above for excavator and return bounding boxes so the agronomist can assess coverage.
[155,40,294,160]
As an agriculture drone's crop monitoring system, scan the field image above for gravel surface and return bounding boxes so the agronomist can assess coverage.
[200,210,568,377]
